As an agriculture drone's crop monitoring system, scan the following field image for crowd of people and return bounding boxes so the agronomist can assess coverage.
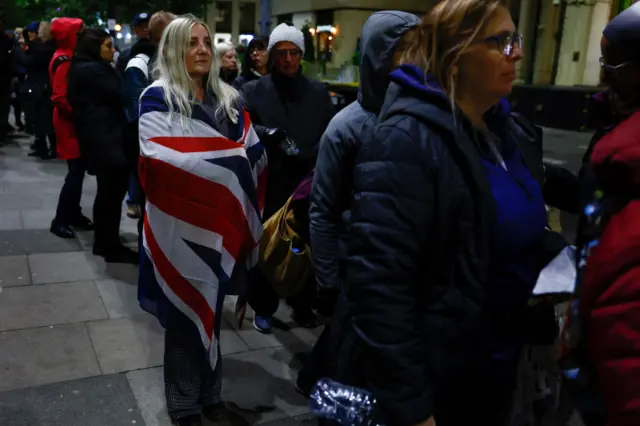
[2,0,640,425]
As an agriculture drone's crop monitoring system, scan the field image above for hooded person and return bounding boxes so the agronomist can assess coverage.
[49,18,94,239]
[309,10,419,311]
[297,11,420,397]
[241,22,335,334]
[569,4,640,425]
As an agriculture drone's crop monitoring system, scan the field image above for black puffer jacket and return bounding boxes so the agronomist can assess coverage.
[335,64,558,426]
[67,57,128,173]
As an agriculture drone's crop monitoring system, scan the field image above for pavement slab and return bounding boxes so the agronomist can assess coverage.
[94,278,143,319]
[0,323,101,391]
[0,229,82,256]
[0,373,145,426]
[0,211,23,230]
[29,251,104,284]
[0,281,108,331]
[86,315,165,375]
[0,254,31,287]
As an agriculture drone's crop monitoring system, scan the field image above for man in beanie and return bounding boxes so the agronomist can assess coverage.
[241,22,334,334]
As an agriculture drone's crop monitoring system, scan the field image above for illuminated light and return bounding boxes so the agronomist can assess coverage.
[126,33,132,39]
[309,28,316,36]
[116,33,123,39]
[328,36,333,40]
[330,26,337,35]
[114,24,122,32]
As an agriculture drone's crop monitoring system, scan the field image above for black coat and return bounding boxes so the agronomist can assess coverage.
[67,58,128,173]
[232,70,260,90]
[22,40,55,87]
[330,65,562,426]
[241,72,334,218]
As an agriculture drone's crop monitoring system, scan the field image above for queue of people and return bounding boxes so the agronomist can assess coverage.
[2,1,640,425]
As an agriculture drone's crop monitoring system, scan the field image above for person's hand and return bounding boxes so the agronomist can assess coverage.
[413,417,436,426]
[264,128,286,144]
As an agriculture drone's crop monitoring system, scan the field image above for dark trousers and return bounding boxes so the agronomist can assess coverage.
[165,314,222,419]
[33,96,56,154]
[54,158,87,225]
[127,171,143,205]
[94,167,128,251]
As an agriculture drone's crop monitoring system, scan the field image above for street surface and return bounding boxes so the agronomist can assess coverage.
[0,130,316,425]
[0,124,591,426]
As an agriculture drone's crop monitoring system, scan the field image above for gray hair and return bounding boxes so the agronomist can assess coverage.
[153,15,239,128]
[216,42,236,58]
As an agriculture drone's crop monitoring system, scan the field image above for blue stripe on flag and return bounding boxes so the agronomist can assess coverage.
[182,239,231,284]
[205,156,260,214]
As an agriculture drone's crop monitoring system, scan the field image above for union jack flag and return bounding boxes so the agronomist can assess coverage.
[137,83,268,369]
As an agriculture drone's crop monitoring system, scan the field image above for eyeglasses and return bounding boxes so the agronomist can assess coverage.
[272,48,301,59]
[599,57,630,78]
[483,32,523,57]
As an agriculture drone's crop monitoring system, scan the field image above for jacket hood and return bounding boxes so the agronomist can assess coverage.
[51,18,83,51]
[591,111,640,196]
[358,11,420,112]
[383,64,512,136]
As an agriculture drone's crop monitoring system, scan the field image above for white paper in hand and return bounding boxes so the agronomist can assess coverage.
[533,245,577,296]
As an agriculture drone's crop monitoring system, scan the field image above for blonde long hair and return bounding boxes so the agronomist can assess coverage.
[401,0,508,106]
[154,15,239,127]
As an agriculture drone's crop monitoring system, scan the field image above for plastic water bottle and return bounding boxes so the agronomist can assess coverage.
[310,378,383,426]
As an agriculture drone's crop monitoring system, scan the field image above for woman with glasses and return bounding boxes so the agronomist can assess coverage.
[232,36,268,89]
[329,1,563,425]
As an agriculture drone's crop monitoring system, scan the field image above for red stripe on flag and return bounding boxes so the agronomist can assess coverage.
[242,110,251,143]
[143,216,215,338]
[149,136,241,153]
[141,157,254,260]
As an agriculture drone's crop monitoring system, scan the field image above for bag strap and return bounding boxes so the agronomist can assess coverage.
[52,55,69,76]
[277,196,295,238]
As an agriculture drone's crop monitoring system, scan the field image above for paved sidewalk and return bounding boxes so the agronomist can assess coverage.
[0,134,318,426]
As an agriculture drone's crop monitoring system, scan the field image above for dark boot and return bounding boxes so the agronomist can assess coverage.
[50,220,75,239]
[101,245,139,264]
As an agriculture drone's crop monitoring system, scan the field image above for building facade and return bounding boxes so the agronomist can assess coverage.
[261,0,631,86]
[517,0,636,87]
[269,0,432,69]
[206,0,263,46]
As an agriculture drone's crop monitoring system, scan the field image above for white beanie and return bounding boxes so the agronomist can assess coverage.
[268,23,305,55]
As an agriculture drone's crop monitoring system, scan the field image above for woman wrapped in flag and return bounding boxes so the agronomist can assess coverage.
[136,15,267,426]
